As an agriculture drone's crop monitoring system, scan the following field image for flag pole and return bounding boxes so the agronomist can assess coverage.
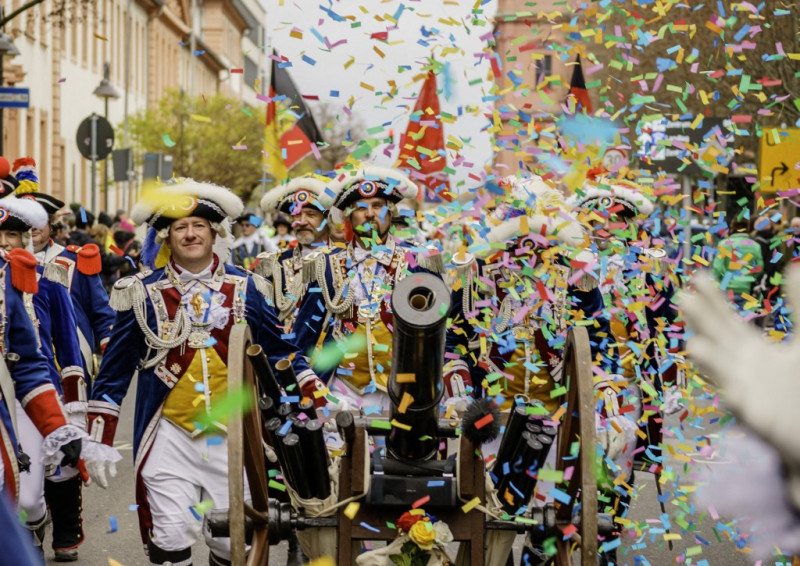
[260,26,274,201]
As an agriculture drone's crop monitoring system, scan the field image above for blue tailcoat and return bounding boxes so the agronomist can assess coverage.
[32,265,85,398]
[89,262,313,460]
[0,261,66,499]
[40,242,114,373]
[293,241,441,384]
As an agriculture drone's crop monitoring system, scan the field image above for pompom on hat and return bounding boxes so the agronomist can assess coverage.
[11,157,66,215]
[331,164,419,212]
[261,173,336,216]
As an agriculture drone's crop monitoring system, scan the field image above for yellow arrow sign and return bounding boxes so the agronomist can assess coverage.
[759,128,800,193]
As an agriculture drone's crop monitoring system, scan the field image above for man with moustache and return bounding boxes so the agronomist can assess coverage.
[256,173,335,325]
[293,165,443,412]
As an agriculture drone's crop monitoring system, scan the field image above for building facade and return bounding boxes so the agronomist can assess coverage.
[492,0,598,174]
[1,0,266,213]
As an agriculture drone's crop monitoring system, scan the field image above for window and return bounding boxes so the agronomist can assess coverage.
[244,56,258,89]
[247,25,260,45]
[534,55,552,84]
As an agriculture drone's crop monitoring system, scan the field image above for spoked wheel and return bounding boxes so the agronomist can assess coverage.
[553,326,598,565]
[227,324,270,565]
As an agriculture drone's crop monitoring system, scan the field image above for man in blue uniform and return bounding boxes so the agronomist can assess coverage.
[13,157,103,560]
[85,178,324,566]
[17,158,115,375]
[0,162,83,559]
[257,173,335,325]
[4,162,90,561]
[293,165,443,412]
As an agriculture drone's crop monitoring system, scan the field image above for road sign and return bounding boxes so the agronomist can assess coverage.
[758,128,800,193]
[0,87,30,108]
[76,114,114,160]
[636,117,734,177]
[143,152,173,180]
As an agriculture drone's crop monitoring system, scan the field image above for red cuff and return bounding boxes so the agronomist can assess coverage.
[23,387,67,437]
[88,412,119,446]
[61,375,87,405]
[445,368,473,397]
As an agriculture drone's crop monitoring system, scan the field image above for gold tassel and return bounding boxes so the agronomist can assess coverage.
[42,262,69,287]
[109,276,145,312]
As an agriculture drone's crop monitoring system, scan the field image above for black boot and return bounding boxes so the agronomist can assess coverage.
[25,511,49,564]
[44,476,84,562]
[286,530,308,566]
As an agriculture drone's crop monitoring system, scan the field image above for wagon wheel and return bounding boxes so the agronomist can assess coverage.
[553,326,598,565]
[227,324,270,565]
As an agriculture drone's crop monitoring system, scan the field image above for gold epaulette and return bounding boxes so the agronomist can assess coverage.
[451,251,475,277]
[640,248,670,275]
[253,251,278,278]
[417,245,445,274]
[250,271,274,301]
[42,262,68,287]
[303,250,328,285]
[109,273,148,312]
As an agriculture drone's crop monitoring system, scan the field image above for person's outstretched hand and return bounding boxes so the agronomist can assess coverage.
[680,268,800,505]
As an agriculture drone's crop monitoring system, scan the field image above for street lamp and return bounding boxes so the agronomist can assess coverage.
[93,61,119,213]
[0,11,20,156]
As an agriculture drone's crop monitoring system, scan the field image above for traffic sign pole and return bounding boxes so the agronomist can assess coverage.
[76,113,114,214]
[91,114,98,214]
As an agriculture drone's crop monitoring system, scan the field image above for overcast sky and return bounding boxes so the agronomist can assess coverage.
[264,0,498,193]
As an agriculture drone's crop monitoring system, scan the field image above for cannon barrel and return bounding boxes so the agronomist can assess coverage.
[274,359,299,401]
[386,273,451,461]
[246,345,284,404]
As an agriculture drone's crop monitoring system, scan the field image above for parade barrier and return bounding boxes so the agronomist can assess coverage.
[219,274,607,565]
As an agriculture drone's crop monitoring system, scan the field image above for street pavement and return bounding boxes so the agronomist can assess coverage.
[44,377,757,565]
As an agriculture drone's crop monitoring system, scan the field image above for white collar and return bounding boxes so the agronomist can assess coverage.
[166,258,221,294]
[350,238,396,266]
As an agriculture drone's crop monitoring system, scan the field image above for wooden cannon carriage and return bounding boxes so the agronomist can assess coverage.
[222,274,601,565]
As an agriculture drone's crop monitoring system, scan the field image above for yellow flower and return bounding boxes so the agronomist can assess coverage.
[408,519,436,551]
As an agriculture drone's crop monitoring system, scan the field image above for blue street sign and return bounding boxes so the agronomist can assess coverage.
[0,87,30,108]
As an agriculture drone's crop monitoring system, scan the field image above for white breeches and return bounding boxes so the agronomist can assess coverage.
[141,419,251,558]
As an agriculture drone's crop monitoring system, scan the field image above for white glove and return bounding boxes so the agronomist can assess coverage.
[681,269,800,506]
[443,395,470,413]
[661,385,684,415]
[63,402,88,432]
[595,413,638,465]
[80,438,122,489]
[596,426,630,464]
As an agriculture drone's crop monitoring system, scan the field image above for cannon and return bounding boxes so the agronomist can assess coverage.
[223,273,602,565]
